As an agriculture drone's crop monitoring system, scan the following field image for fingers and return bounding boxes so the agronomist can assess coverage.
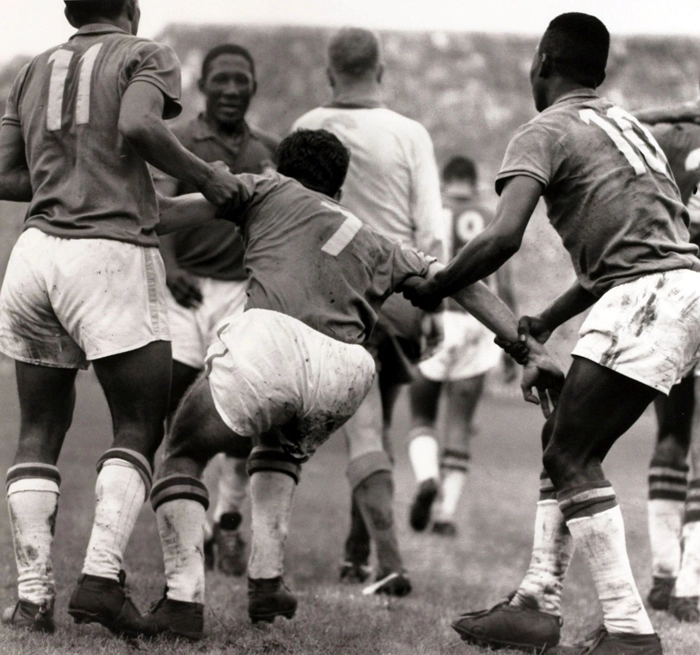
[168,276,203,308]
[537,386,552,419]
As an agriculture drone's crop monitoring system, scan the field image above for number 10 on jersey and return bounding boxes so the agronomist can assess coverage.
[47,44,103,131]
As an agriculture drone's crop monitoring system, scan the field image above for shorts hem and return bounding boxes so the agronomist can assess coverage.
[209,387,253,438]
[0,348,87,370]
[571,351,669,395]
[172,354,204,370]
[87,336,171,362]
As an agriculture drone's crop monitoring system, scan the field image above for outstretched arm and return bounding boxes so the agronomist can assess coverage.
[0,124,32,202]
[634,99,700,126]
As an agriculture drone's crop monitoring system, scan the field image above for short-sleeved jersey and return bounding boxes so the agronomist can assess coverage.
[1,24,181,247]
[496,89,700,297]
[231,172,434,345]
[650,123,700,206]
[163,116,278,280]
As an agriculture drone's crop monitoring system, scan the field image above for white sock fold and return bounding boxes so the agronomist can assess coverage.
[647,499,683,579]
[674,521,700,598]
[82,460,145,581]
[434,468,467,521]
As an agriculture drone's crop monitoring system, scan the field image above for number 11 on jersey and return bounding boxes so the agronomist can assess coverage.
[47,43,103,131]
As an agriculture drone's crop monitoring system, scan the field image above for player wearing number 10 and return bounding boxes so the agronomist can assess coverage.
[0,0,241,638]
[404,13,700,655]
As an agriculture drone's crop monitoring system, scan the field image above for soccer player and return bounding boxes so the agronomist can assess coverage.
[407,156,517,537]
[404,13,700,655]
[641,121,700,622]
[292,27,445,594]
[155,43,279,577]
[0,0,241,637]
[139,128,563,640]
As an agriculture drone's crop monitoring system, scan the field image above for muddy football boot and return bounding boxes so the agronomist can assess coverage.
[339,560,372,584]
[668,595,700,622]
[409,478,439,532]
[248,576,297,624]
[146,590,204,641]
[452,594,561,651]
[546,626,661,655]
[1,599,55,634]
[646,576,675,611]
[432,520,458,537]
[68,570,155,638]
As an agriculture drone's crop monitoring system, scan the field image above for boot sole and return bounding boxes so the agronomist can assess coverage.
[452,622,559,652]
[68,608,143,638]
[249,608,296,624]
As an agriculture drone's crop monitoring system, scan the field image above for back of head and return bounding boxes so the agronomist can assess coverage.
[277,129,350,197]
[540,12,609,88]
[442,156,478,186]
[328,27,381,79]
[64,0,128,27]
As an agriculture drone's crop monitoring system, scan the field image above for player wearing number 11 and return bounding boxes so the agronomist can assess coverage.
[404,13,700,655]
[0,0,241,638]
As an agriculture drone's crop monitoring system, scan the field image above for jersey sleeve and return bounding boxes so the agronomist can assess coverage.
[125,42,182,120]
[407,123,446,261]
[1,63,30,128]
[495,121,562,195]
[389,244,435,292]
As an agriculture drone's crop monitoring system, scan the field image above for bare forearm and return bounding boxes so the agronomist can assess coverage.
[156,194,217,235]
[539,280,597,331]
[634,100,700,125]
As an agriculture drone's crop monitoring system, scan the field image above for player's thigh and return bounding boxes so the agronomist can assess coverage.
[653,373,695,458]
[545,356,658,474]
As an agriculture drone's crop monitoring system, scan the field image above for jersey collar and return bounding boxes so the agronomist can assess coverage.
[325,89,384,110]
[70,23,131,39]
[552,88,599,106]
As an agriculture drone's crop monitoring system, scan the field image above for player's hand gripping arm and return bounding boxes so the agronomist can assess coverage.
[0,124,32,202]
[403,176,543,310]
[119,81,239,206]
[634,99,700,126]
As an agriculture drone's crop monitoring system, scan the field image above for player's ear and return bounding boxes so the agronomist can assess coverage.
[334,189,343,201]
[326,67,336,89]
[539,53,552,78]
[251,78,258,96]
[376,64,384,84]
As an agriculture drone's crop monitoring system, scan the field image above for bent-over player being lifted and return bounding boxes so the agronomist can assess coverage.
[405,13,700,655]
[142,129,563,641]
[0,0,240,638]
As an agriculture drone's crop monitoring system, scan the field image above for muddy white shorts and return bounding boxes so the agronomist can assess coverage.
[572,269,700,394]
[418,311,501,381]
[206,309,376,461]
[167,276,247,369]
[0,229,169,369]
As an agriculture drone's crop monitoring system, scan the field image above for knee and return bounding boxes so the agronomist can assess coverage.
[542,441,577,486]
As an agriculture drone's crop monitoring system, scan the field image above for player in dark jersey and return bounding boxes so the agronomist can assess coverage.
[136,129,564,640]
[405,13,700,655]
[406,156,517,536]
[641,122,700,622]
[155,43,279,578]
[0,0,241,637]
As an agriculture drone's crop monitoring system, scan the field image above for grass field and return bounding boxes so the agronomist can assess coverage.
[0,365,699,655]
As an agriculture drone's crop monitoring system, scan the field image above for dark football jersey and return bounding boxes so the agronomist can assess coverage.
[496,90,700,297]
[2,24,181,247]
[231,172,434,345]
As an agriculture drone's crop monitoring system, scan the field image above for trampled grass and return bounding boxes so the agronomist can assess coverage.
[0,369,699,654]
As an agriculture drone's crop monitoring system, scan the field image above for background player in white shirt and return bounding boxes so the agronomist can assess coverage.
[406,13,700,655]
[406,156,517,537]
[293,27,445,595]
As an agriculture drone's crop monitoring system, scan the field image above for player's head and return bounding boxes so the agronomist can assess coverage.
[64,0,140,34]
[531,12,609,110]
[327,27,384,87]
[442,156,478,200]
[199,44,257,129]
[277,129,350,199]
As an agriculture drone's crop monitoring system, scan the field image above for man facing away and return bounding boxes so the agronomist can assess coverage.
[138,128,563,641]
[0,0,239,637]
[292,27,445,594]
[155,42,279,577]
[405,12,700,655]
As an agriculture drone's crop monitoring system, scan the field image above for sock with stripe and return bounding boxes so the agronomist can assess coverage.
[82,449,152,581]
[647,460,687,580]
[407,426,440,484]
[674,478,700,598]
[151,474,209,604]
[213,455,249,522]
[6,464,61,606]
[560,480,654,634]
[434,449,469,522]
[511,472,574,615]
[249,470,296,579]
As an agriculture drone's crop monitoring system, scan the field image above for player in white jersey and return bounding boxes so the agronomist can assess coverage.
[0,0,240,637]
[292,27,445,594]
[135,129,563,640]
[406,156,517,537]
[406,13,700,655]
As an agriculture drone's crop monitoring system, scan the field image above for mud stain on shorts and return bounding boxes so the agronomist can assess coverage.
[631,291,658,337]
[600,334,620,369]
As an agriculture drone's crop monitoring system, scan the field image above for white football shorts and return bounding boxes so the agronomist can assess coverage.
[572,269,700,394]
[0,228,169,369]
[419,311,501,382]
[206,308,376,461]
[167,276,247,369]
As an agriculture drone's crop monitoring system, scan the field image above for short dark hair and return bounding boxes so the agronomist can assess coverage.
[328,27,381,78]
[442,156,478,185]
[201,44,256,82]
[64,0,128,26]
[540,12,609,88]
[277,129,350,197]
